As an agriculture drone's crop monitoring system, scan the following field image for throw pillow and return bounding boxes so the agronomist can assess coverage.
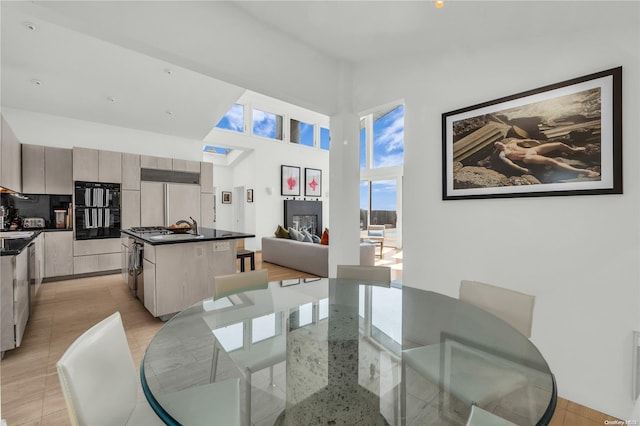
[275,225,289,239]
[310,234,321,244]
[288,227,305,242]
[301,230,314,243]
[320,228,329,245]
[368,230,384,237]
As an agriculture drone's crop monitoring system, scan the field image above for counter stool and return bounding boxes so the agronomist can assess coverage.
[236,249,255,272]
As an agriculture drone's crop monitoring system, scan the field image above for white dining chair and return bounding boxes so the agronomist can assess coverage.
[213,269,269,300]
[336,264,391,286]
[56,312,164,426]
[459,280,535,338]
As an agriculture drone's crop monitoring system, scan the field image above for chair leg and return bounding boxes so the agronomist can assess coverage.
[245,369,252,426]
[210,345,219,383]
[400,358,407,426]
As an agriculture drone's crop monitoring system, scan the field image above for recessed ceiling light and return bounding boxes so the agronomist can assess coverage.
[107,96,116,102]
[434,1,445,9]
[165,110,173,116]
[165,69,173,76]
[30,79,42,86]
[23,22,36,31]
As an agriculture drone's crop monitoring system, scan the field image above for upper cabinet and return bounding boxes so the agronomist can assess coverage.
[200,162,213,194]
[172,159,200,173]
[73,147,122,183]
[23,144,73,194]
[141,155,172,171]
[98,150,122,183]
[1,116,22,192]
[122,153,140,190]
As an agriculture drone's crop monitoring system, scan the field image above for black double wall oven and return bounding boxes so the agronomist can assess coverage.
[74,181,121,240]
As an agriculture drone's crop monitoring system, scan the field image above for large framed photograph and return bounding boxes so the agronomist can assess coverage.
[304,168,322,197]
[442,67,622,200]
[281,165,301,196]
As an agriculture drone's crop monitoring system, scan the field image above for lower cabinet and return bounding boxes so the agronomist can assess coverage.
[73,238,121,274]
[44,231,74,278]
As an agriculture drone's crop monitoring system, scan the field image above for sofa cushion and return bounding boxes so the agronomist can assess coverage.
[301,230,314,243]
[275,225,289,239]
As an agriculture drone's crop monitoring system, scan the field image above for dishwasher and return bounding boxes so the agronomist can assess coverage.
[128,241,144,302]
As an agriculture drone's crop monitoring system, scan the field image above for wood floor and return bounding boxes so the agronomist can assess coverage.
[0,249,620,425]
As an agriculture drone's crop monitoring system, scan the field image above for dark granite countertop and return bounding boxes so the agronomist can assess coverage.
[121,227,254,246]
[0,230,43,256]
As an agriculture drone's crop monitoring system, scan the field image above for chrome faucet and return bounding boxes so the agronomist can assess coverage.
[175,217,198,235]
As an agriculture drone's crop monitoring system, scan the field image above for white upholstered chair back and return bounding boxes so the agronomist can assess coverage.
[213,269,269,299]
[459,280,535,338]
[336,265,391,285]
[56,311,162,426]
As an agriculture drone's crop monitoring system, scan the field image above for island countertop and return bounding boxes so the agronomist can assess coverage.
[121,227,254,245]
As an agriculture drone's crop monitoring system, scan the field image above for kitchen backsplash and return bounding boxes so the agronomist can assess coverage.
[0,193,72,230]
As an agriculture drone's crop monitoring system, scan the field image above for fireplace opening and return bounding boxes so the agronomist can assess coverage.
[292,215,318,236]
[284,200,323,236]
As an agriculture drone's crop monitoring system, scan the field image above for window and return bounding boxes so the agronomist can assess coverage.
[290,119,314,147]
[252,109,283,140]
[215,103,244,133]
[320,127,330,151]
[204,145,231,155]
[373,105,404,168]
[212,322,243,352]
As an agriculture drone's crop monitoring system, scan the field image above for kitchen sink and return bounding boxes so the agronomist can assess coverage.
[149,234,204,241]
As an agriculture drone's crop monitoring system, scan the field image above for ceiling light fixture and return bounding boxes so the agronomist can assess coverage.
[108,96,116,102]
[23,22,36,31]
[165,69,173,76]
[165,110,173,116]
[434,1,444,9]
[30,79,42,86]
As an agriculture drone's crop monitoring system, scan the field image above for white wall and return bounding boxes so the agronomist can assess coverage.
[209,129,330,252]
[352,3,640,419]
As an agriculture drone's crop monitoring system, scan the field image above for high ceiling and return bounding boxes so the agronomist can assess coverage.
[1,1,622,140]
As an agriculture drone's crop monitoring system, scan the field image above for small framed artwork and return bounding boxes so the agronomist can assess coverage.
[442,67,622,200]
[305,168,322,197]
[281,165,301,196]
[247,189,254,203]
[222,191,232,204]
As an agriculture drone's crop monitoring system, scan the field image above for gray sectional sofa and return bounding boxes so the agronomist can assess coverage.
[261,237,375,277]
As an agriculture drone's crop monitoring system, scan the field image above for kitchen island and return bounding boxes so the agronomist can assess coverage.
[121,227,254,319]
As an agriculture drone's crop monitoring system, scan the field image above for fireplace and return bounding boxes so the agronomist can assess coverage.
[284,200,323,237]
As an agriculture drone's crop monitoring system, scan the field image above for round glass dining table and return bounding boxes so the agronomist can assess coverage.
[141,278,556,426]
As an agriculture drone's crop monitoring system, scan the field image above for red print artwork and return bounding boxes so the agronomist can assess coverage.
[287,176,297,190]
[308,178,318,191]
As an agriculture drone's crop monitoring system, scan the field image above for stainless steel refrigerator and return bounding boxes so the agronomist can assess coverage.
[140,181,201,227]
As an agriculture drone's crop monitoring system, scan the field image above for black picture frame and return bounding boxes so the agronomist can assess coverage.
[281,165,301,196]
[304,168,322,197]
[222,191,232,204]
[442,67,622,200]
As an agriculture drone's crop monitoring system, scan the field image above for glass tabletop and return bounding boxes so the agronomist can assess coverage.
[141,278,556,426]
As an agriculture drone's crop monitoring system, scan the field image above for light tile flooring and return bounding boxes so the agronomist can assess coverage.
[0,249,621,425]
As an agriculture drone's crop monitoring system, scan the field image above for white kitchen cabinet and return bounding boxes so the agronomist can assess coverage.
[200,193,214,228]
[73,238,121,256]
[121,190,141,229]
[122,153,140,190]
[23,145,73,194]
[1,116,22,192]
[73,147,99,182]
[1,250,29,351]
[143,258,156,315]
[200,162,213,193]
[140,182,164,227]
[98,150,122,183]
[45,147,73,194]
[43,231,74,278]
[140,155,172,170]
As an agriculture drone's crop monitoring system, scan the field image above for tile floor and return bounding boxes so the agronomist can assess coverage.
[0,249,623,425]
